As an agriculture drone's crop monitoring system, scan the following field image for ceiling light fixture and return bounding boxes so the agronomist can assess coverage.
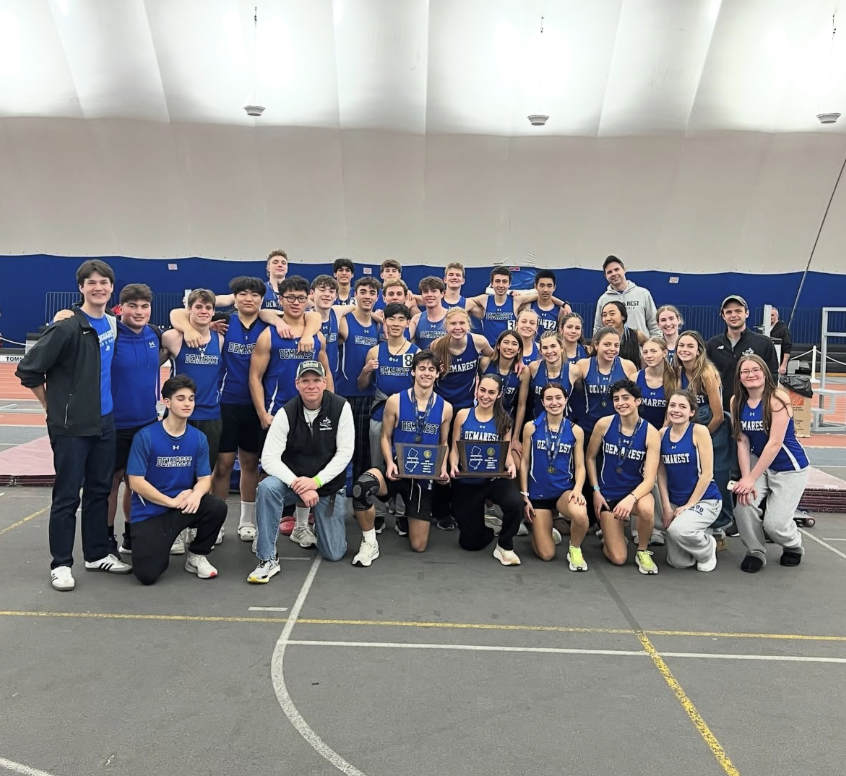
[244,6,265,118]
[816,13,840,125]
[527,16,549,127]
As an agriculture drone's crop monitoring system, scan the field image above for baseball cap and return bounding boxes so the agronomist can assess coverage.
[296,360,325,379]
[720,295,748,311]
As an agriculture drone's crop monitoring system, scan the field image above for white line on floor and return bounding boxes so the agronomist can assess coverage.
[821,537,846,542]
[0,756,61,776]
[278,557,312,561]
[249,606,288,612]
[0,404,17,410]
[286,640,846,665]
[800,528,846,561]
[271,558,368,776]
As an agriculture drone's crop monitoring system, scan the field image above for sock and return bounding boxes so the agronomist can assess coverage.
[363,528,377,545]
[240,501,256,527]
[295,506,310,529]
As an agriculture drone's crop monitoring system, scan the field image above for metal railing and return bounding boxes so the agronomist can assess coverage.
[44,291,182,329]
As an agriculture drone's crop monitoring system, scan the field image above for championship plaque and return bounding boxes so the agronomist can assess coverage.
[395,444,448,480]
[455,441,511,478]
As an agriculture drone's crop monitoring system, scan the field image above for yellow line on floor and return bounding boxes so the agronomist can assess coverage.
[636,631,741,776]
[645,628,846,642]
[0,507,47,538]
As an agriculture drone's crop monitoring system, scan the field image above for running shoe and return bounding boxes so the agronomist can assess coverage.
[567,545,588,572]
[395,516,409,536]
[493,545,521,566]
[170,533,186,555]
[436,515,456,531]
[780,549,803,567]
[552,528,562,546]
[516,521,529,536]
[352,540,380,567]
[247,558,281,584]
[374,513,386,534]
[290,525,317,548]
[238,523,257,542]
[84,555,132,574]
[484,515,503,535]
[118,533,132,555]
[636,550,659,575]
[279,515,295,536]
[215,527,225,546]
[50,566,75,591]
[184,553,218,579]
[696,536,718,572]
[649,530,665,547]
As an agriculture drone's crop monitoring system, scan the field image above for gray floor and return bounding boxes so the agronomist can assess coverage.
[1,486,846,776]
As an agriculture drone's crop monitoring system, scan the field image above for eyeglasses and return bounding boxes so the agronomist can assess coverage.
[740,368,764,377]
[282,295,308,304]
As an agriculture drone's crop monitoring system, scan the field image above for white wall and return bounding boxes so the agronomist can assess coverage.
[1,117,845,273]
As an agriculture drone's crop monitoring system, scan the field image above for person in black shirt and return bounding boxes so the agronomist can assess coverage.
[706,296,778,412]
[769,307,792,375]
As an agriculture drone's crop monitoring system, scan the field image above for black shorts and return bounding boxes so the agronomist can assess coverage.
[379,467,433,521]
[187,417,223,470]
[530,497,560,513]
[115,424,152,473]
[219,403,263,455]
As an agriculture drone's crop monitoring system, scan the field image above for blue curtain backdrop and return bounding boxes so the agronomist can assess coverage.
[0,254,841,346]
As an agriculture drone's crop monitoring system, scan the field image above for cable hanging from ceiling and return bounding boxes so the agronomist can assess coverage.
[244,5,265,117]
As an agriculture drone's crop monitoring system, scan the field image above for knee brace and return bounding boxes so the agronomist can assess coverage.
[352,472,381,512]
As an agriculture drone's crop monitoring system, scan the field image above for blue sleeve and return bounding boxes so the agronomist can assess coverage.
[194,434,212,479]
[126,429,151,477]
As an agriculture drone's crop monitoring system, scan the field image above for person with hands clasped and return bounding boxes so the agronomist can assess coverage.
[449,375,524,565]
[126,376,228,585]
[657,390,722,572]
[586,380,661,575]
[520,383,590,570]
[730,356,808,573]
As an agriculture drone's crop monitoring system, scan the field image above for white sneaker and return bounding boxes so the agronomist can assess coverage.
[484,514,503,535]
[649,530,665,547]
[516,521,529,536]
[493,545,521,566]
[352,539,380,567]
[247,558,281,584]
[215,527,224,546]
[697,537,718,572]
[50,566,75,591]
[238,524,257,542]
[84,554,132,574]
[170,533,186,555]
[567,545,589,572]
[552,528,562,546]
[185,553,218,579]
[290,525,317,548]
[185,528,197,544]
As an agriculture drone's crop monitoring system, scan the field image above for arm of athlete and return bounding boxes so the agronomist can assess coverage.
[437,402,454,482]
[357,345,379,392]
[249,329,273,429]
[449,409,469,478]
[381,396,401,480]
[586,418,611,516]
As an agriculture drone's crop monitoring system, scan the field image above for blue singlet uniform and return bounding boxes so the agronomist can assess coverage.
[320,310,340,379]
[458,408,501,484]
[680,372,710,411]
[112,322,161,429]
[414,310,447,349]
[482,362,521,416]
[436,336,480,411]
[337,315,379,398]
[482,297,516,343]
[581,357,627,436]
[220,316,267,405]
[565,344,589,365]
[371,341,419,421]
[443,295,466,312]
[174,335,223,421]
[531,361,572,419]
[528,414,577,500]
[261,280,280,311]
[599,415,649,500]
[531,302,559,336]
[521,342,540,367]
[393,389,445,458]
[126,422,211,523]
[263,329,322,414]
[740,401,809,472]
[661,424,721,505]
[636,371,667,429]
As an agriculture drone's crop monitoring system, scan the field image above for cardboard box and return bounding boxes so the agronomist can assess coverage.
[788,389,811,438]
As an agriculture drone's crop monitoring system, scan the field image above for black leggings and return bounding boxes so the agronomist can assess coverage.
[130,494,228,585]
[451,479,524,551]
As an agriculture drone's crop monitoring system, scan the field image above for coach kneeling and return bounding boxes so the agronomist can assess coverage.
[248,361,354,584]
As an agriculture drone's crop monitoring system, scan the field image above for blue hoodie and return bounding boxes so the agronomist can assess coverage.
[112,322,162,429]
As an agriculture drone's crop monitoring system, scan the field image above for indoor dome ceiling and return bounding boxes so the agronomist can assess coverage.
[1,0,844,136]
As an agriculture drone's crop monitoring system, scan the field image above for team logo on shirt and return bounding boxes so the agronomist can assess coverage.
[742,348,755,356]
[148,341,157,349]
[318,417,333,431]
[172,444,180,450]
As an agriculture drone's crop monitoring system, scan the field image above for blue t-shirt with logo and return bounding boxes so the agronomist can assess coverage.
[126,422,211,523]
[83,311,115,416]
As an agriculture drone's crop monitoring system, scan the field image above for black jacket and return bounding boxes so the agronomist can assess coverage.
[15,308,116,436]
[770,321,792,356]
[706,328,778,411]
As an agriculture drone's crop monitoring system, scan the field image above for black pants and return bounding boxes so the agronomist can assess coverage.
[130,494,228,585]
[452,479,523,552]
[48,413,116,569]
[347,396,372,483]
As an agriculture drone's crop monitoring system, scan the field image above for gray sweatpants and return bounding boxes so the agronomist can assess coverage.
[665,499,722,568]
[733,461,806,564]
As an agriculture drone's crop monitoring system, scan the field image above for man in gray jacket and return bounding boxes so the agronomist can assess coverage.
[593,255,661,338]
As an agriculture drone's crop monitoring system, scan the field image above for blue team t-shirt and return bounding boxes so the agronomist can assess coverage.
[83,311,115,416]
[126,422,211,523]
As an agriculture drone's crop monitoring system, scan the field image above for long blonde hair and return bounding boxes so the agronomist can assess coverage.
[431,307,472,375]
[643,337,678,398]
[674,330,719,396]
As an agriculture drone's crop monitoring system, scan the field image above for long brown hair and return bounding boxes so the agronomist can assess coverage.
[643,337,678,399]
[430,307,472,376]
[558,312,588,350]
[730,355,790,440]
[674,330,719,396]
[488,330,520,374]
[476,374,513,439]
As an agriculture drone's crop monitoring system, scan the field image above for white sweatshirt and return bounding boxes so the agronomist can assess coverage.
[593,280,661,338]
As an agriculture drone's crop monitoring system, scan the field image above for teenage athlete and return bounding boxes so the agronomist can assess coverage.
[332,257,355,305]
[310,275,343,381]
[675,331,723,433]
[656,305,684,363]
[479,330,530,452]
[514,309,541,366]
[411,276,448,348]
[517,270,571,336]
[529,330,574,419]
[600,300,645,367]
[351,351,454,566]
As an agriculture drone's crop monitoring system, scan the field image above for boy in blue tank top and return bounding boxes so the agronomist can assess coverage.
[310,274,344,380]
[731,356,807,572]
[586,380,662,575]
[658,390,722,572]
[410,276,448,349]
[333,257,356,305]
[351,351,454,567]
[516,269,572,338]
[126,375,228,585]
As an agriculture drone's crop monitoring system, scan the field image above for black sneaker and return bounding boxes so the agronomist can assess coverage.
[436,515,456,531]
[395,516,409,536]
[780,549,802,567]
[740,555,764,573]
[724,522,739,537]
[374,514,386,534]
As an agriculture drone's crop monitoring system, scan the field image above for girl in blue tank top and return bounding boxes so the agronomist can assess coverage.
[636,337,677,429]
[431,309,492,411]
[586,379,662,574]
[730,356,808,572]
[569,327,637,438]
[658,389,722,572]
[675,331,723,433]
[529,331,573,419]
[479,330,529,426]
[558,313,589,424]
[519,382,590,571]
[656,305,683,365]
[515,309,540,366]
[174,333,224,420]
